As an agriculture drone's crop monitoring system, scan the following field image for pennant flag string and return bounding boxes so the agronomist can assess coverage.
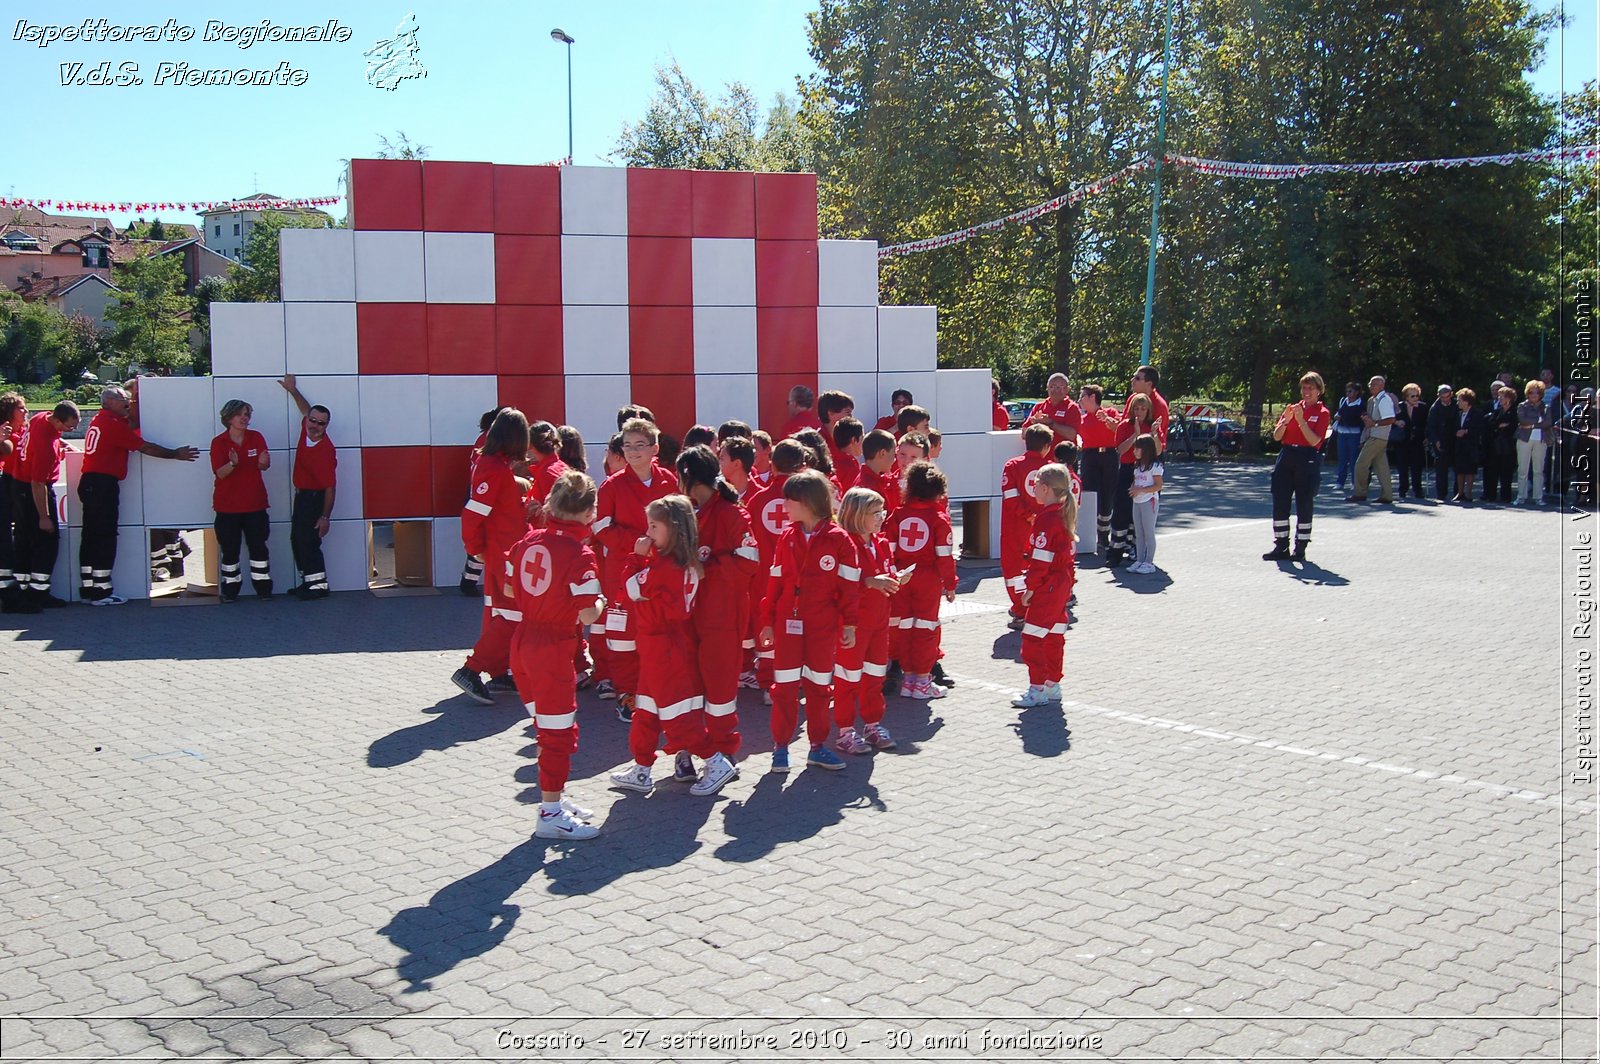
[878,144,1597,258]
[0,194,343,216]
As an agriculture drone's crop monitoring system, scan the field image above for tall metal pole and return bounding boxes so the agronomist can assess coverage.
[1139,0,1176,366]
[551,29,575,162]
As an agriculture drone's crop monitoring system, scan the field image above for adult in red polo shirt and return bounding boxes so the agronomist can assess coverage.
[279,376,338,600]
[0,392,27,612]
[778,384,823,440]
[12,401,79,609]
[210,398,273,602]
[1076,384,1121,554]
[874,388,914,433]
[78,384,200,604]
[1264,372,1332,562]
[1129,364,1170,453]
[1024,373,1081,445]
[991,380,1011,431]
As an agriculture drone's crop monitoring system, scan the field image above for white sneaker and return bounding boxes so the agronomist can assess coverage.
[897,678,917,698]
[560,796,594,820]
[535,808,599,839]
[738,670,760,689]
[690,752,739,796]
[1012,685,1051,707]
[87,595,127,607]
[1041,683,1062,702]
[609,764,653,793]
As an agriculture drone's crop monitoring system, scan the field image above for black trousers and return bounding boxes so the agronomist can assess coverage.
[214,510,271,599]
[1110,464,1136,554]
[0,473,15,602]
[1432,447,1455,499]
[290,489,329,590]
[12,479,59,598]
[1270,445,1321,547]
[78,472,121,601]
[1396,442,1427,497]
[1080,448,1118,546]
[1486,451,1516,502]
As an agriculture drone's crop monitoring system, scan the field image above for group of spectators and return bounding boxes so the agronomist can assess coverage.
[1331,369,1582,505]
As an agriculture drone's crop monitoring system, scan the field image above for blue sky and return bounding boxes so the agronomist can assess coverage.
[1,1,1591,228]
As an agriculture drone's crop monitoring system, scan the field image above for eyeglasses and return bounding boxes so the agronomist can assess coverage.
[307,418,328,427]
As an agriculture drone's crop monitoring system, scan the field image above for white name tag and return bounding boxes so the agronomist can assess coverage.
[785,619,804,636]
[605,608,628,631]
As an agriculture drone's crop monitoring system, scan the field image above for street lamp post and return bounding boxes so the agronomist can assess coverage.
[550,28,575,163]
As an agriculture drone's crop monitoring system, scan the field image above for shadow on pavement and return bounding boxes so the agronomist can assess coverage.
[1274,559,1350,586]
[379,837,548,992]
[542,785,716,896]
[714,759,883,864]
[1110,568,1173,594]
[367,699,527,769]
[1009,700,1072,758]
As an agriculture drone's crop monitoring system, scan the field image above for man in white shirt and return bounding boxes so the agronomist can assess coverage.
[1350,374,1397,503]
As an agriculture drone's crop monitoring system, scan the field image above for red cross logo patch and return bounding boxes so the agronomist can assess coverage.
[761,497,789,537]
[897,516,930,554]
[1034,532,1048,549]
[519,544,553,597]
[819,554,836,572]
[1025,469,1042,497]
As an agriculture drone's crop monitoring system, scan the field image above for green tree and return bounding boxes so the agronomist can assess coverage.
[805,0,1164,379]
[1159,0,1559,445]
[225,211,332,303]
[614,63,816,173]
[104,252,195,373]
[0,292,69,384]
[56,312,106,387]
[190,274,231,375]
[1548,82,1598,381]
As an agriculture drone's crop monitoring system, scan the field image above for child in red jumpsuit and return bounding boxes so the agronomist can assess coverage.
[453,408,531,706]
[745,439,809,703]
[609,495,709,795]
[676,444,759,795]
[1012,464,1078,707]
[594,417,680,722]
[504,470,605,839]
[885,461,957,701]
[1001,424,1055,622]
[832,486,904,754]
[758,470,860,773]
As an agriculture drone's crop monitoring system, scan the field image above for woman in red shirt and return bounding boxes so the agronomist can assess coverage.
[1264,372,1331,561]
[210,399,272,602]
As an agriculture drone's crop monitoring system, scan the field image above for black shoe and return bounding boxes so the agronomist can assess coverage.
[882,661,903,695]
[451,667,494,705]
[458,578,480,597]
[616,694,635,723]
[295,586,330,600]
[38,594,68,609]
[1262,543,1291,561]
[486,674,518,693]
[219,591,239,604]
[931,661,955,688]
[2,596,41,615]
[1291,546,1307,562]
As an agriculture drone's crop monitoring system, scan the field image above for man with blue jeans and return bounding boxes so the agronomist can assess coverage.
[1333,382,1365,491]
[1350,375,1396,503]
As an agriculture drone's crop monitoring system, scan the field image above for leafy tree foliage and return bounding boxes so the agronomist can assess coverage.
[104,252,195,373]
[614,62,816,172]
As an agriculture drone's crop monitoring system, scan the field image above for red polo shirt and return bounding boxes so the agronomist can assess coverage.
[81,409,144,480]
[292,419,338,491]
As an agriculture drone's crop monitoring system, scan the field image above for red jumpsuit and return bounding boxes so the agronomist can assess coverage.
[744,472,791,688]
[833,531,896,730]
[1000,450,1049,612]
[761,522,860,747]
[855,465,898,516]
[622,548,705,767]
[593,462,679,696]
[833,452,861,494]
[885,498,956,674]
[1020,504,1076,685]
[694,493,761,756]
[505,519,600,793]
[462,453,529,677]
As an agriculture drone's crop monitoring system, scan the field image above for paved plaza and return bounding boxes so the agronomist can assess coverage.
[2,463,1595,1062]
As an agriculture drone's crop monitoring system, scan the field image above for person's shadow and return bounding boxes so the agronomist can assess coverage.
[1009,700,1072,758]
[367,699,527,769]
[1274,559,1350,586]
[715,759,884,863]
[378,837,548,992]
[1110,569,1173,593]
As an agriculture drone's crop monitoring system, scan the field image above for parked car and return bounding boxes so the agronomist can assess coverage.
[1169,416,1246,456]
[1003,398,1042,429]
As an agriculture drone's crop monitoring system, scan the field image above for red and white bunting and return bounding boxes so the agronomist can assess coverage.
[878,144,1596,258]
[1165,145,1598,180]
[877,157,1157,259]
[0,194,343,216]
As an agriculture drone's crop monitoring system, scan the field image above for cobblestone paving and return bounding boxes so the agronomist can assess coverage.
[2,463,1594,1062]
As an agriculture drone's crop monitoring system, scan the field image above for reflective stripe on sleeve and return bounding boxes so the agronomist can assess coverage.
[838,565,861,581]
[464,499,492,516]
[570,579,601,595]
[1031,547,1055,562]
[535,711,577,730]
